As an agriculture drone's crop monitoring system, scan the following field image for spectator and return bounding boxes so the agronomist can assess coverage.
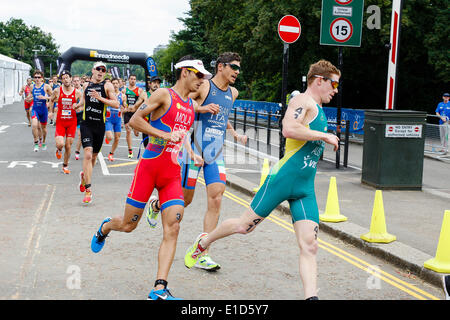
[435,93,450,152]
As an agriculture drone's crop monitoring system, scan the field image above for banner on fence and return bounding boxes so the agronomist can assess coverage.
[233,100,365,134]
[323,107,365,134]
[234,100,281,114]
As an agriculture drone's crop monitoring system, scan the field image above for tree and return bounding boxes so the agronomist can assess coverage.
[0,18,60,77]
[156,0,449,113]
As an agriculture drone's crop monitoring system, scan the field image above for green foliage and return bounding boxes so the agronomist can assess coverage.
[0,18,59,77]
[156,0,448,113]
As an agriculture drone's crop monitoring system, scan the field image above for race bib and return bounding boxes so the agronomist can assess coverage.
[62,109,72,116]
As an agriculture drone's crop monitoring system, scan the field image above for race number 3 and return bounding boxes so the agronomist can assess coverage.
[330,17,353,43]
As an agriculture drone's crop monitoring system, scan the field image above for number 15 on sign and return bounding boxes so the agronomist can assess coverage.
[330,18,353,43]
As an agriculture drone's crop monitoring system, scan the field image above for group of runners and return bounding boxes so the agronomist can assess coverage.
[19,64,163,201]
[19,53,347,300]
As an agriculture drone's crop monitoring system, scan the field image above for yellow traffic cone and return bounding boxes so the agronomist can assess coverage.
[253,158,270,192]
[361,190,396,243]
[319,176,347,222]
[424,210,450,273]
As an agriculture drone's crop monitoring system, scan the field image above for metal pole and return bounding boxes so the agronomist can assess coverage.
[344,120,350,168]
[336,47,343,169]
[267,111,271,155]
[279,42,289,159]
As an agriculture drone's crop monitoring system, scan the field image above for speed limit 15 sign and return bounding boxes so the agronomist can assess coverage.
[320,0,364,47]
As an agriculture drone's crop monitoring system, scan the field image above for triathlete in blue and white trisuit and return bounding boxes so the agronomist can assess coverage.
[105,78,127,161]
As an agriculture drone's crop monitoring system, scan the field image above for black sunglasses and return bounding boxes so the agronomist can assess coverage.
[224,63,241,72]
[96,67,106,72]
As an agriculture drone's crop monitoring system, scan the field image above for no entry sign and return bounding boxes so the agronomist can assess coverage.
[278,15,301,44]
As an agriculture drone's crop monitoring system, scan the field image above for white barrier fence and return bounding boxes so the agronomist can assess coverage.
[424,115,448,155]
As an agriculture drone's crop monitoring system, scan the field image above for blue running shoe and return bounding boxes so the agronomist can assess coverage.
[148,288,182,300]
[91,217,111,253]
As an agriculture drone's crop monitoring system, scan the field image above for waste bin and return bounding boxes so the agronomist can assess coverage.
[361,110,427,190]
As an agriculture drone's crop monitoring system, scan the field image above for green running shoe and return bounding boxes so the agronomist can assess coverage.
[146,195,160,228]
[195,254,221,271]
[184,233,208,269]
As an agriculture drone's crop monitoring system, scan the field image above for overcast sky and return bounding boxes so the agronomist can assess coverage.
[0,0,191,56]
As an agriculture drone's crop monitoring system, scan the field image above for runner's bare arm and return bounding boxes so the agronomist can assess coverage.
[227,86,246,143]
[183,128,204,167]
[129,89,174,141]
[74,90,83,111]
[190,79,209,106]
[45,84,54,109]
[45,84,53,98]
[191,81,220,114]
[227,121,248,145]
[76,89,85,110]
[122,94,127,110]
[130,88,146,112]
[231,86,239,102]
[48,87,59,106]
[282,95,339,150]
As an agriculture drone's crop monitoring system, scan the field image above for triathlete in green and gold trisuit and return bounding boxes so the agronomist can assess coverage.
[250,104,328,224]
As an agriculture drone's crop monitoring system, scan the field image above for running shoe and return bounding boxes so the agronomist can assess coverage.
[41,143,47,151]
[105,138,110,144]
[146,195,160,228]
[79,171,86,192]
[184,233,208,269]
[56,149,62,159]
[148,288,182,300]
[75,152,80,160]
[62,166,70,174]
[443,275,450,300]
[83,190,92,204]
[91,217,111,253]
[34,144,39,152]
[108,153,114,162]
[128,150,133,159]
[194,254,221,271]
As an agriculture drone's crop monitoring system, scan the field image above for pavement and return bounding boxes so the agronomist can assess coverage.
[222,136,450,289]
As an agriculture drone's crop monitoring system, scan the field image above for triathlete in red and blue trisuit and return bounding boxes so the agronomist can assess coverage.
[126,88,194,211]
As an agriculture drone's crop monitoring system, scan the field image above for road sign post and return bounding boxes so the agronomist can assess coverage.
[320,0,364,168]
[278,15,301,159]
[385,0,404,110]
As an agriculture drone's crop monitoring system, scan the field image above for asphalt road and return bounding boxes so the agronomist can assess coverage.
[0,101,445,301]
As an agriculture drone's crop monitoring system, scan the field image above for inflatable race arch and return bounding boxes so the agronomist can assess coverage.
[56,47,158,91]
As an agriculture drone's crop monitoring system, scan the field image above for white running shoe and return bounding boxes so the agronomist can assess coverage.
[194,254,221,271]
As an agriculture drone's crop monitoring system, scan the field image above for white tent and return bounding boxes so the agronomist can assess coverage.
[0,53,32,108]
